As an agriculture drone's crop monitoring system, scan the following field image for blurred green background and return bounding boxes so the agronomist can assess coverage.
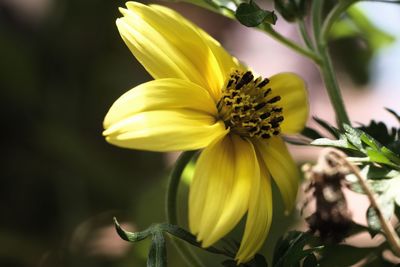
[0,0,169,266]
[2,0,398,266]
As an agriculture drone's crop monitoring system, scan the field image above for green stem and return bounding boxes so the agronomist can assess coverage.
[298,20,314,50]
[318,46,351,127]
[259,24,321,64]
[165,151,203,267]
[166,151,196,224]
[312,1,351,128]
[311,0,322,49]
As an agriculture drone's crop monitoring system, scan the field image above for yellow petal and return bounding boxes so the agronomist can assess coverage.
[268,73,308,134]
[254,136,300,212]
[203,135,258,247]
[189,135,234,235]
[236,165,272,263]
[103,78,218,129]
[117,2,239,101]
[104,109,228,152]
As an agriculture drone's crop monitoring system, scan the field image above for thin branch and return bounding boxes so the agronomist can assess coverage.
[328,149,400,257]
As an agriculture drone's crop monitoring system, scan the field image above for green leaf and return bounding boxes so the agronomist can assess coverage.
[344,124,363,150]
[366,148,392,166]
[381,146,400,166]
[236,1,277,27]
[311,138,355,150]
[329,6,395,50]
[272,231,321,267]
[347,6,395,50]
[358,120,397,147]
[301,126,324,140]
[313,117,340,138]
[360,132,381,151]
[114,217,150,242]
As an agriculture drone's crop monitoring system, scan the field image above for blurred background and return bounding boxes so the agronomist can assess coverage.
[1,0,399,266]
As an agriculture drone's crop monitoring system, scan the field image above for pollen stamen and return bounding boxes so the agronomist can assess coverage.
[217,70,284,139]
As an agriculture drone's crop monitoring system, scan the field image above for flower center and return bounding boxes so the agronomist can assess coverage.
[217,70,284,139]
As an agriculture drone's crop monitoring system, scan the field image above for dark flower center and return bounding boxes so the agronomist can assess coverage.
[217,70,284,139]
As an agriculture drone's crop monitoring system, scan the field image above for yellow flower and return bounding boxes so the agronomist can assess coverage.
[103,2,308,263]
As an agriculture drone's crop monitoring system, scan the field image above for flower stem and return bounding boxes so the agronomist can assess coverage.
[259,24,321,64]
[329,150,400,257]
[311,1,351,128]
[311,0,322,47]
[298,20,314,50]
[165,151,203,267]
[317,46,351,127]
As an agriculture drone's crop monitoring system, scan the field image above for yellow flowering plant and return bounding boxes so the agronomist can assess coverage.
[103,1,400,266]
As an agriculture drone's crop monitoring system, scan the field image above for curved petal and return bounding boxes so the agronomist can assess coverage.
[189,135,234,236]
[268,73,308,134]
[117,2,239,101]
[236,164,272,263]
[189,135,256,246]
[254,136,300,212]
[203,136,258,247]
[103,78,218,129]
[103,109,228,152]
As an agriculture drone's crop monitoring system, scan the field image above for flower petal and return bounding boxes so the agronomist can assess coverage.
[103,109,227,152]
[268,73,308,134]
[254,136,300,212]
[103,78,218,129]
[117,2,240,101]
[236,164,272,263]
[189,135,234,236]
[202,136,258,247]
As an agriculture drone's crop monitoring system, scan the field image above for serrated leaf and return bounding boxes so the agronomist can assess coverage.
[360,133,380,151]
[344,124,363,150]
[311,138,355,150]
[236,1,277,27]
[273,231,321,267]
[381,146,400,166]
[358,120,396,147]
